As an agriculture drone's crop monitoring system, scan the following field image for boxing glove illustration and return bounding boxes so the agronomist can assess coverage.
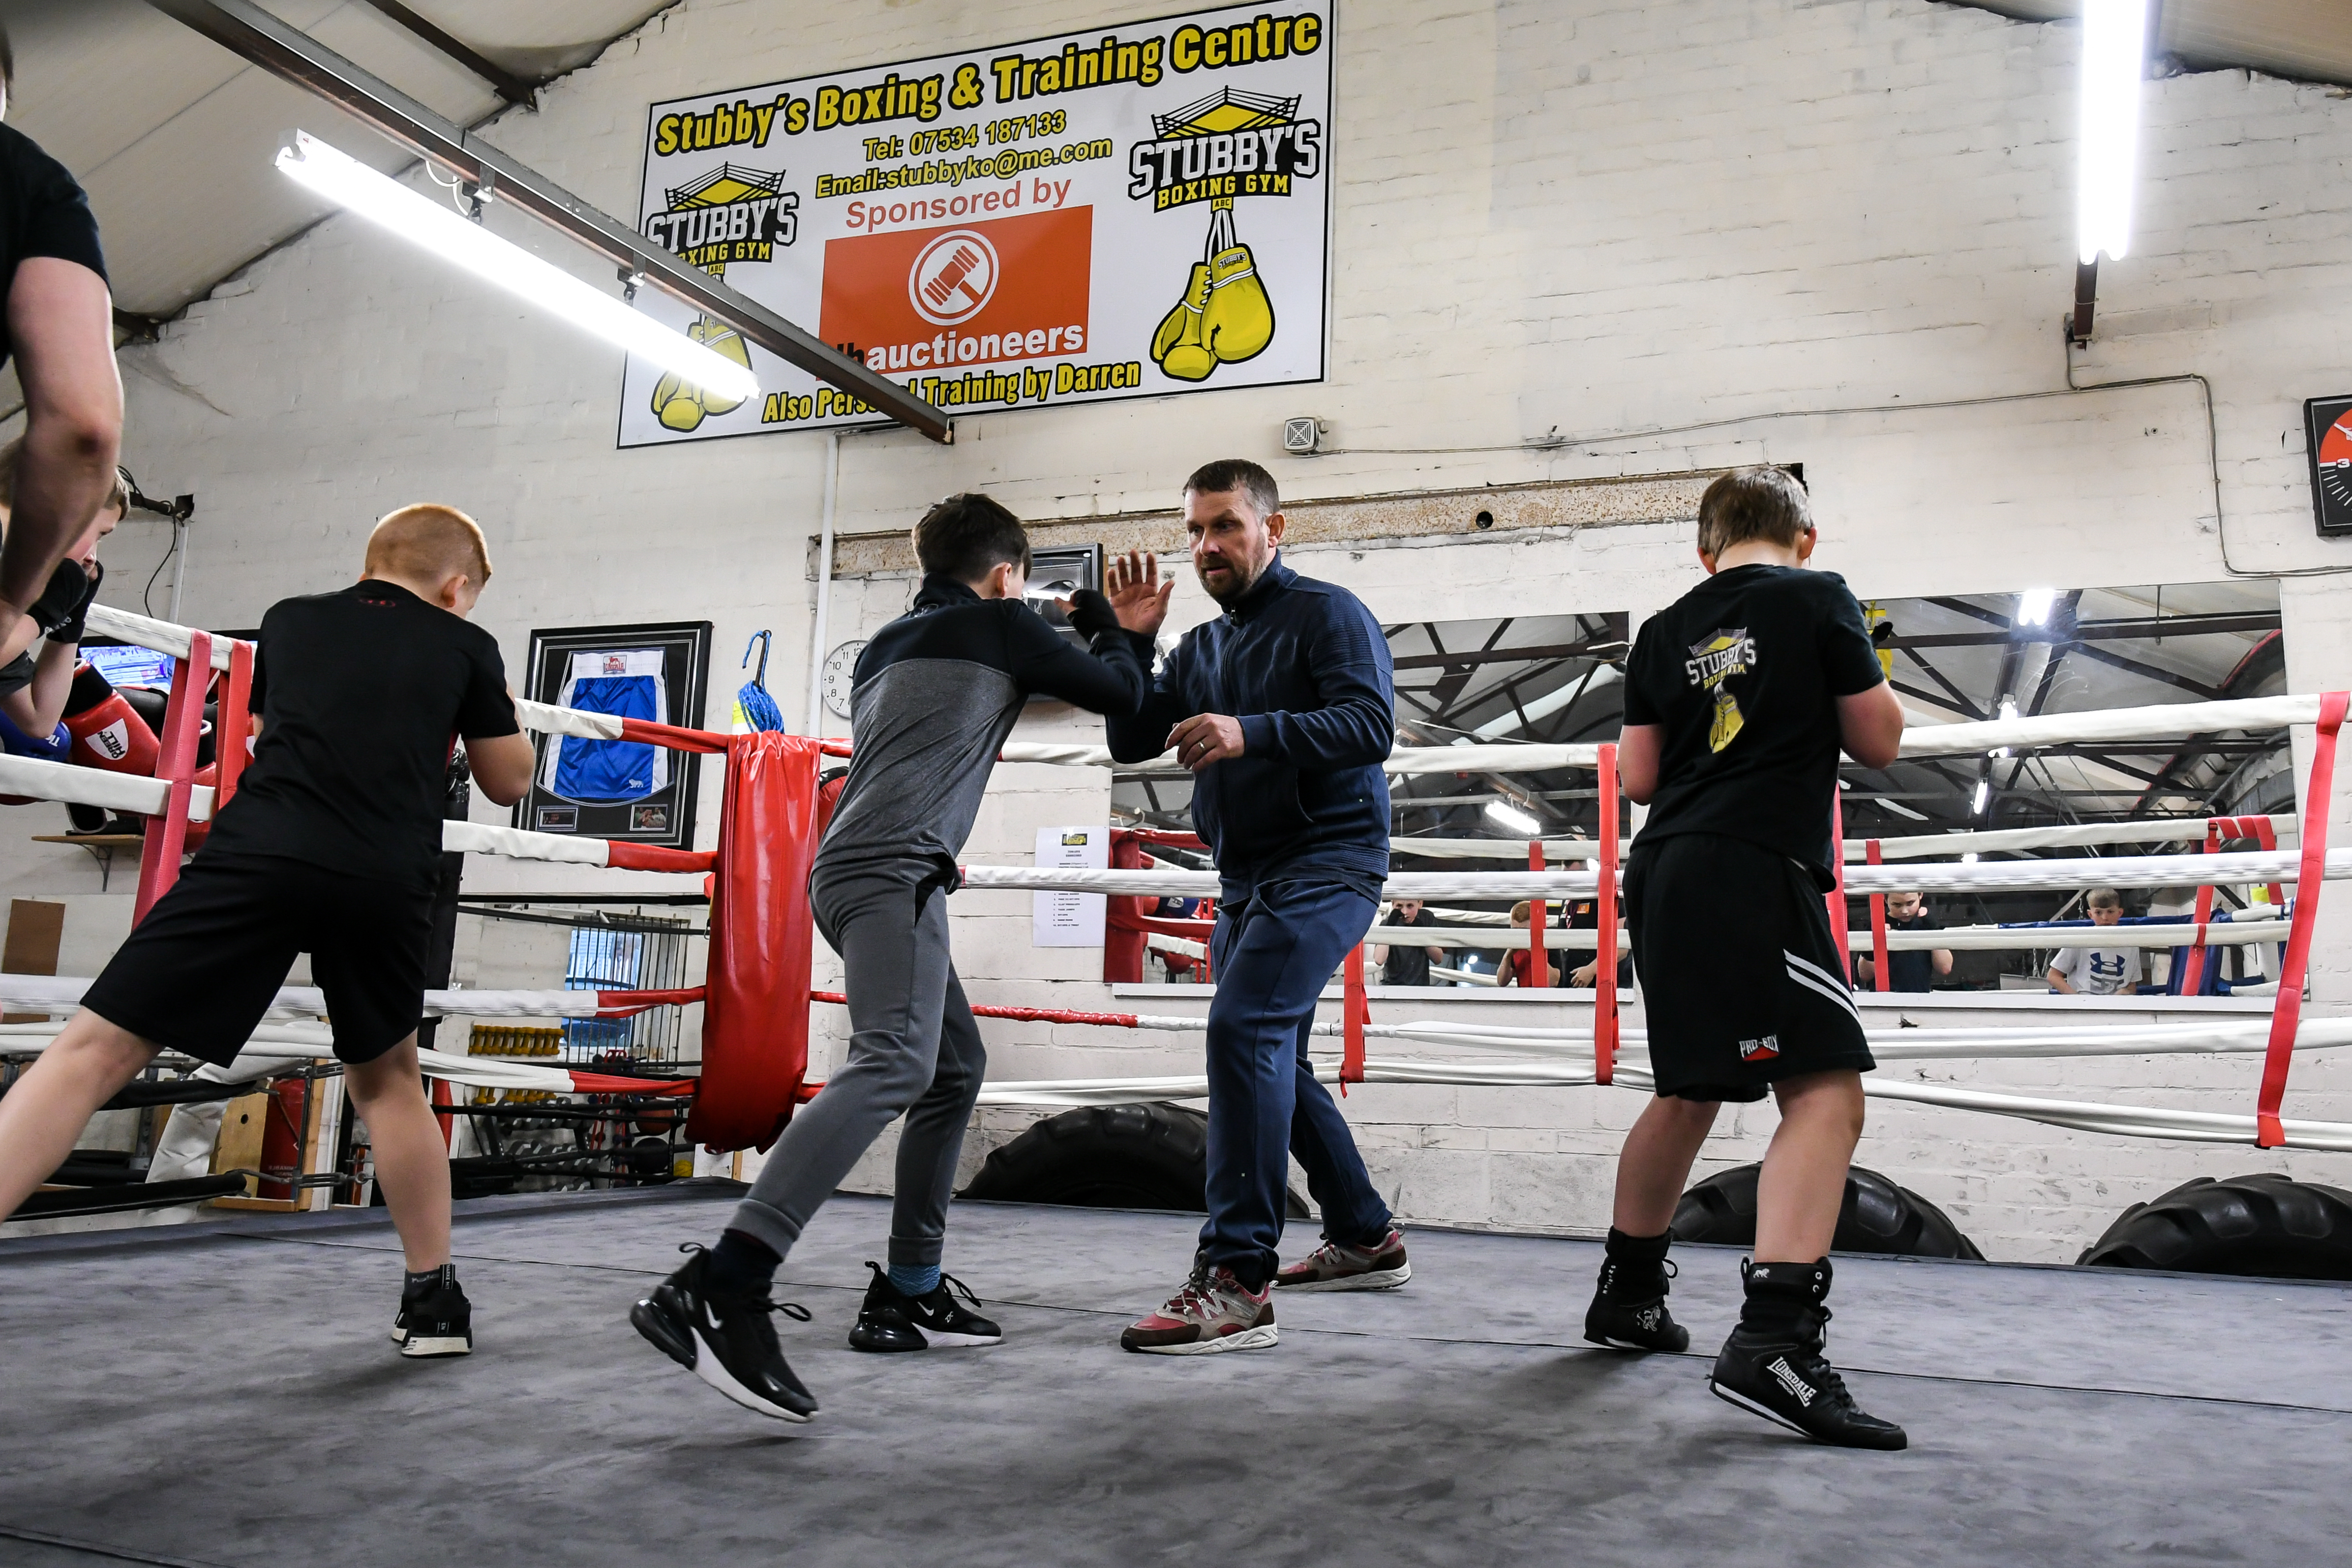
[651,315,753,432]
[1156,262,1217,382]
[1203,239,1274,365]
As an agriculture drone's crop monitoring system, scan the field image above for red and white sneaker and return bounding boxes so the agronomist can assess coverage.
[1275,1229,1411,1293]
[1120,1265,1279,1355]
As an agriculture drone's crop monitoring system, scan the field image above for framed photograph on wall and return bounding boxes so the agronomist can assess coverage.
[517,620,712,850]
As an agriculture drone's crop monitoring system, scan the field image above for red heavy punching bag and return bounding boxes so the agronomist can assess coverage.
[684,733,822,1152]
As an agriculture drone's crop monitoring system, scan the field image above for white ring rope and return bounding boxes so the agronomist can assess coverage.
[962,849,2348,900]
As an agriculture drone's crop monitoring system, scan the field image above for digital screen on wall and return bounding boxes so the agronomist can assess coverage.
[517,621,713,850]
[618,1,1334,444]
[81,641,174,690]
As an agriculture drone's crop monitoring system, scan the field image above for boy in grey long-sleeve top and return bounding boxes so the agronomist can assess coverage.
[633,493,1158,1421]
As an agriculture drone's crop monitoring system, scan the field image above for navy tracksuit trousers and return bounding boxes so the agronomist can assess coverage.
[1199,877,1395,1286]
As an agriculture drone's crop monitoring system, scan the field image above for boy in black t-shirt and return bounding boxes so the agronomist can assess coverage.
[0,505,536,1357]
[1585,466,1910,1450]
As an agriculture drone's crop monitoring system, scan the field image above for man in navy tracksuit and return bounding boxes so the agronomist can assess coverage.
[1106,458,1410,1355]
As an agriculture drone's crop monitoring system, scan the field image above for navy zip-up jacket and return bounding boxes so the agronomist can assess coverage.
[1107,556,1393,898]
[817,574,1149,889]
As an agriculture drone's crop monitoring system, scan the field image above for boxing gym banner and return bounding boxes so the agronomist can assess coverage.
[617,3,1333,445]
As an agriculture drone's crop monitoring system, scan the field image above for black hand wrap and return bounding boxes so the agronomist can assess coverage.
[27,559,88,640]
[1065,587,1120,638]
[53,559,101,645]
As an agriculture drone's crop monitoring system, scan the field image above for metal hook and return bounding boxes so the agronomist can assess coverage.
[742,629,773,686]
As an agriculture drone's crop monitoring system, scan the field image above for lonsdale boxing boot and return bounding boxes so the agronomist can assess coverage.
[1583,1227,1690,1353]
[1708,1258,1907,1450]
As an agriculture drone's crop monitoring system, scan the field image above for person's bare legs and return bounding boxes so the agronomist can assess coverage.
[1754,1069,1865,1262]
[342,1036,450,1273]
[1610,1094,1721,1235]
[0,1011,159,1218]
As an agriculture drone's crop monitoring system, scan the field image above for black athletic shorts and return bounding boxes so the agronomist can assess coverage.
[80,853,434,1068]
[1624,832,1874,1103]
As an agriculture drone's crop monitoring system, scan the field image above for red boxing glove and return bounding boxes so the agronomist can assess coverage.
[63,675,161,778]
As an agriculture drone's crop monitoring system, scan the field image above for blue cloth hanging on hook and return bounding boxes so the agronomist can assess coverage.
[735,629,785,733]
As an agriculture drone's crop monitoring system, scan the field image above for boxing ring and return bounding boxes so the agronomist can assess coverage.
[2,604,2346,1212]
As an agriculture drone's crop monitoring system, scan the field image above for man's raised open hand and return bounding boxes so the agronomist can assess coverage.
[1106,549,1174,638]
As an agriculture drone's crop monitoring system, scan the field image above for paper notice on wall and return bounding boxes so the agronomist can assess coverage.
[1033,826,1109,946]
[619,0,1333,443]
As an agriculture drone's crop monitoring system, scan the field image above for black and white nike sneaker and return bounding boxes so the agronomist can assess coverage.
[1583,1249,1690,1353]
[848,1261,1003,1353]
[631,1244,819,1422]
[396,1264,472,1359]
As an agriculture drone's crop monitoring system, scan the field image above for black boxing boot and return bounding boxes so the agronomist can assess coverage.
[1584,1227,1690,1352]
[1709,1258,1906,1450]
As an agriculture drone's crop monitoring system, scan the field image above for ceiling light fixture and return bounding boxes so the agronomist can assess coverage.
[2014,588,2058,628]
[1972,779,1991,816]
[275,130,759,403]
[2070,0,2149,342]
[1484,799,1541,836]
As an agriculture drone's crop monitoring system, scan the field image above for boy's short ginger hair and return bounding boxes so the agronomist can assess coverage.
[365,503,492,587]
[1510,900,1532,924]
[1696,465,1812,559]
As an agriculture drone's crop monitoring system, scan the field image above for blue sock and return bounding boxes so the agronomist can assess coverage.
[889,1262,941,1298]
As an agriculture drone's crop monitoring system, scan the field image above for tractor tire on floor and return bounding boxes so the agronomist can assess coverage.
[1672,1162,1985,1260]
[959,1103,1309,1218]
[2076,1173,2352,1280]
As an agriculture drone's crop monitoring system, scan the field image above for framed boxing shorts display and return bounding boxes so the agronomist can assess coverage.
[517,620,712,851]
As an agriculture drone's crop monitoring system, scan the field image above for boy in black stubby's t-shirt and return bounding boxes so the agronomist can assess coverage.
[1584,466,1912,1450]
[0,505,537,1358]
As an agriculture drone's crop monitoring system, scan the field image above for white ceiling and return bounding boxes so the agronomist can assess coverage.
[0,0,671,319]
[1955,1,2352,88]
[0,2,2346,327]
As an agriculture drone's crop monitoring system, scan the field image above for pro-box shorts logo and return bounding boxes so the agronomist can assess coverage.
[1739,1035,1781,1062]
[909,230,999,326]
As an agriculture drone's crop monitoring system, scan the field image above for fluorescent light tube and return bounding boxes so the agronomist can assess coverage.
[276,130,759,404]
[2077,0,2149,264]
[1972,779,1991,816]
[1484,799,1541,835]
[2015,588,2057,627]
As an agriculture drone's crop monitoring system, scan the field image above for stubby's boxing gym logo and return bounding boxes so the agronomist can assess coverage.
[1129,88,1310,385]
[1739,1035,1781,1062]
[1686,628,1757,754]
[644,165,799,434]
[645,164,799,273]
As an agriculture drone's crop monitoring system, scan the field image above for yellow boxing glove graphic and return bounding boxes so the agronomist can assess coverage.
[651,315,753,432]
[1200,202,1273,365]
[1154,263,1210,366]
[1156,262,1216,382]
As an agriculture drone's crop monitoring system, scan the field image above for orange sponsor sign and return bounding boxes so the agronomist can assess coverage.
[819,207,1093,375]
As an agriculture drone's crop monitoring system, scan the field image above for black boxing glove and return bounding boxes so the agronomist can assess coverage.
[27,558,87,640]
[1065,586,1120,638]
[53,559,101,646]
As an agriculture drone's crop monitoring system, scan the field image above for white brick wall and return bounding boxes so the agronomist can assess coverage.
[13,0,2352,1259]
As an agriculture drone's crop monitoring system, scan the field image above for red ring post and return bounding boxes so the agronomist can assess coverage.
[1867,839,1890,992]
[2255,690,2349,1148]
[1826,783,1852,983]
[1595,741,1619,1086]
[1340,941,1367,1092]
[132,631,210,925]
[1526,840,1550,987]
[215,638,254,809]
[2181,822,2220,996]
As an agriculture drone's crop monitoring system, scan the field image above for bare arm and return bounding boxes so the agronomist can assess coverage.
[466,731,536,807]
[2047,967,2075,994]
[4,259,120,618]
[1617,723,1663,805]
[1933,947,1954,976]
[1836,683,1905,770]
[21,637,78,734]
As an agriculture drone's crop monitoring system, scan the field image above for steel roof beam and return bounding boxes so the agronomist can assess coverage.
[355,0,541,108]
[146,0,952,443]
